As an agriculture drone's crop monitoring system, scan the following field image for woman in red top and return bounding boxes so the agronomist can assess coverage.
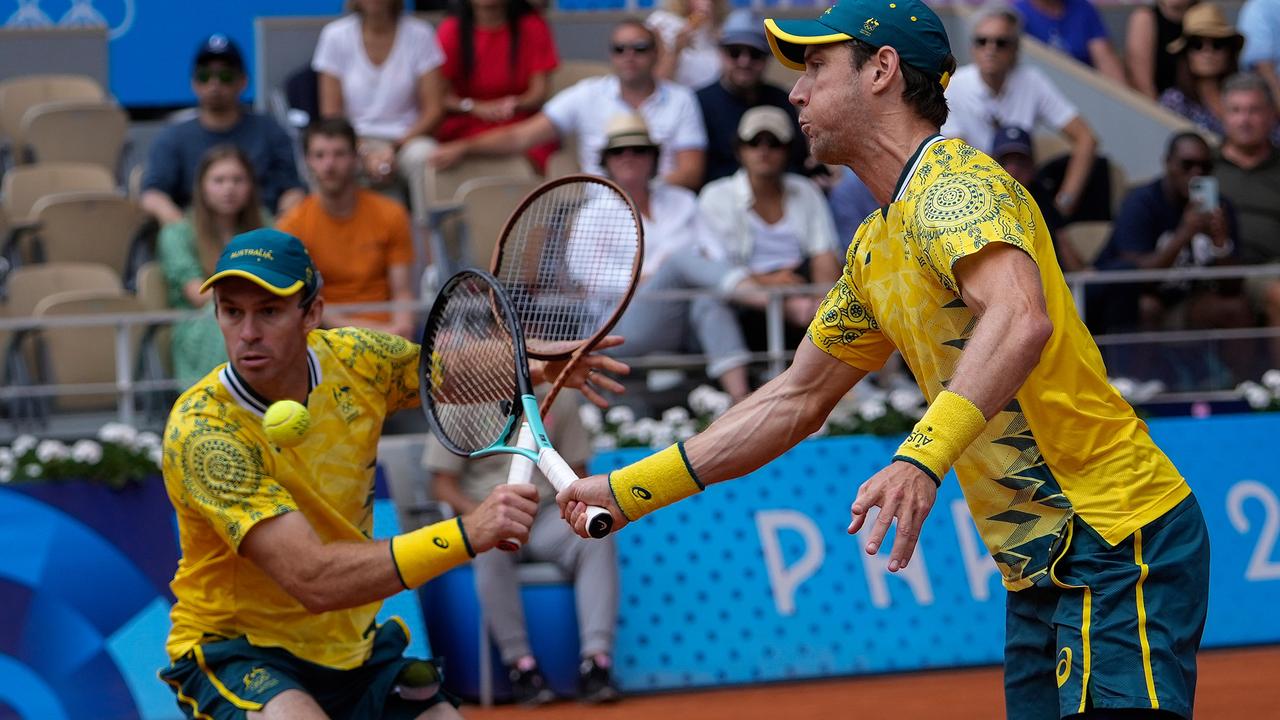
[435,0,560,171]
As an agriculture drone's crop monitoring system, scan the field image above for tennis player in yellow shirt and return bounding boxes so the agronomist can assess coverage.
[158,228,627,719]
[557,2,1209,719]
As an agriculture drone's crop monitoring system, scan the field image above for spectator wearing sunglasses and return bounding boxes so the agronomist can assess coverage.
[699,106,840,350]
[941,4,1098,218]
[1091,132,1251,384]
[1014,0,1127,84]
[646,0,727,90]
[696,9,807,184]
[433,20,706,190]
[141,35,306,226]
[1159,4,1280,145]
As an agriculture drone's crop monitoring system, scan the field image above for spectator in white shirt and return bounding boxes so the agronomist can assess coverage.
[589,114,751,401]
[1240,0,1280,113]
[314,0,446,222]
[646,0,727,90]
[941,3,1099,218]
[699,106,840,347]
[432,19,707,190]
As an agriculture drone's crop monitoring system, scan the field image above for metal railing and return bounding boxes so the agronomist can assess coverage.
[2,264,1279,427]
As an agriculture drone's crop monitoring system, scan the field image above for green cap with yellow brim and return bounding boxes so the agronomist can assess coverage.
[199,227,320,299]
[765,0,953,89]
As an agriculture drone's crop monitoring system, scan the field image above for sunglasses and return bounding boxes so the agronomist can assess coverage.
[1187,36,1232,52]
[743,135,785,149]
[195,67,240,85]
[973,35,1014,50]
[605,146,656,158]
[611,41,654,55]
[1178,158,1213,173]
[725,45,767,62]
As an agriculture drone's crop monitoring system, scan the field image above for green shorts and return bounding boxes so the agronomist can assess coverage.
[159,619,455,720]
[1005,494,1209,720]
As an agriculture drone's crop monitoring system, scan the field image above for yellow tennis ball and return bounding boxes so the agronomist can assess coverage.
[263,400,311,448]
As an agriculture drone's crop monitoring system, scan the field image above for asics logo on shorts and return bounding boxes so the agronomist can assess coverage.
[1056,647,1072,687]
[631,486,652,501]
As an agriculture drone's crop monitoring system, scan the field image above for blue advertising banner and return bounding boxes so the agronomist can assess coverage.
[0,414,1276,717]
[592,414,1280,691]
[0,0,340,107]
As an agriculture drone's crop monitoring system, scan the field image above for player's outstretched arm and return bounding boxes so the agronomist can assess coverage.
[557,339,866,537]
[240,484,539,613]
[849,243,1053,572]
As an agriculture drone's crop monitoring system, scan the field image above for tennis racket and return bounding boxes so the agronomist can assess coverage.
[492,175,643,550]
[418,268,614,540]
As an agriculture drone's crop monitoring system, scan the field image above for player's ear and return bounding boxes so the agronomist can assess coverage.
[301,294,325,333]
[871,46,900,93]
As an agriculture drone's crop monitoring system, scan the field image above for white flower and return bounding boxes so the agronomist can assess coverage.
[888,387,923,414]
[649,421,676,448]
[858,399,887,422]
[578,405,603,433]
[1239,382,1272,410]
[689,385,731,418]
[0,467,10,483]
[136,432,162,451]
[1262,369,1280,392]
[592,434,618,451]
[97,422,137,446]
[1110,378,1137,400]
[71,439,103,465]
[628,418,660,444]
[0,448,13,467]
[662,407,691,425]
[605,406,635,425]
[1131,380,1166,404]
[673,421,698,442]
[36,439,69,464]
[12,434,37,457]
[23,463,42,478]
[147,447,163,466]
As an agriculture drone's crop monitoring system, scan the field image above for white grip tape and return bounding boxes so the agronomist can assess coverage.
[505,423,537,486]
[538,449,614,539]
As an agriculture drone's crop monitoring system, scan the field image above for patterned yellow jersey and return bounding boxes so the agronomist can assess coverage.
[809,137,1189,591]
[162,328,420,668]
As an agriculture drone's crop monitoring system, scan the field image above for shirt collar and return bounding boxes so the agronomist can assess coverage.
[220,347,321,418]
[883,134,946,217]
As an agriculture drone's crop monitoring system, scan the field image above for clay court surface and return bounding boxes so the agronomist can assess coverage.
[462,645,1279,719]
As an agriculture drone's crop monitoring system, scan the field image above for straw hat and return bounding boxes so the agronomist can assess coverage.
[1167,3,1243,54]
[602,113,659,154]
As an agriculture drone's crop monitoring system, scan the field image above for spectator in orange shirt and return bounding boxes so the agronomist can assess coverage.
[277,118,416,338]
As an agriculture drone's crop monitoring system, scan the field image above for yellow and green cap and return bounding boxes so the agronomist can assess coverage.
[199,228,320,298]
[765,0,953,88]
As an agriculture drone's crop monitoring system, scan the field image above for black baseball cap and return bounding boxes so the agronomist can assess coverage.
[992,126,1034,159]
[194,34,245,73]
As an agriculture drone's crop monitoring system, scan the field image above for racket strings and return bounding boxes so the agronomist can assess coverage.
[424,275,519,454]
[495,181,640,357]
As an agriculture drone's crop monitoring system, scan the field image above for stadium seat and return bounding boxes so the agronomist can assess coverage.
[1064,220,1113,265]
[457,176,541,267]
[425,156,537,280]
[31,289,144,413]
[0,74,104,165]
[20,100,128,174]
[1,162,117,222]
[2,264,122,420]
[549,60,612,97]
[132,260,176,417]
[1033,131,1072,164]
[29,192,143,279]
[545,146,581,180]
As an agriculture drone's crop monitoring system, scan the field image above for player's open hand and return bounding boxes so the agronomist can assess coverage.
[462,484,540,553]
[557,475,628,538]
[536,335,631,409]
[847,460,938,572]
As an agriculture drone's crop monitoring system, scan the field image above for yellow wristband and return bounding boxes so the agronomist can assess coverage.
[893,390,987,486]
[390,517,475,589]
[608,443,704,521]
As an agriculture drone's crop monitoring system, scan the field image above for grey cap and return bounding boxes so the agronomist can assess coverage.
[720,9,769,52]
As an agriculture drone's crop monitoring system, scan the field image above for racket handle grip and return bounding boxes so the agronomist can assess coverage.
[499,423,538,552]
[537,450,615,539]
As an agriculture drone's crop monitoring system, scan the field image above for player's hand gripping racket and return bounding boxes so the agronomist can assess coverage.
[418,269,615,541]
[491,175,643,550]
